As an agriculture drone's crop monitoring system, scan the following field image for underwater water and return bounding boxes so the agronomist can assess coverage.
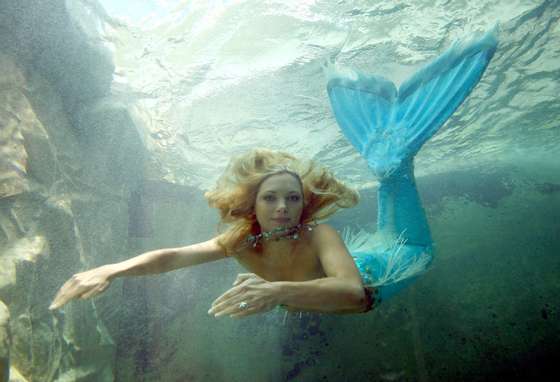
[0,0,558,381]
[98,0,558,190]
[94,1,559,381]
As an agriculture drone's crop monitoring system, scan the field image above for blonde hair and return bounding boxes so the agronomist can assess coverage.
[204,148,359,255]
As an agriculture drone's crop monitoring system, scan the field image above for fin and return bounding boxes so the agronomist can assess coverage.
[345,228,432,288]
[341,227,378,253]
[342,226,401,253]
[325,27,498,178]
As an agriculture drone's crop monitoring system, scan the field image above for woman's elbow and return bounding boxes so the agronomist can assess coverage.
[331,285,369,314]
[340,280,369,312]
[351,284,368,309]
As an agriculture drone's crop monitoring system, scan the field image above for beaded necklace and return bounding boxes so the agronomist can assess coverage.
[245,222,317,248]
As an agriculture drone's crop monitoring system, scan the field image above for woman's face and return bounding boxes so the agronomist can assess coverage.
[254,172,304,232]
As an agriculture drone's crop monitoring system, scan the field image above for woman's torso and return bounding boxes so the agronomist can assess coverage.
[233,229,326,282]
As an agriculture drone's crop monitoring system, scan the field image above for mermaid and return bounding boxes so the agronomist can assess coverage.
[49,29,498,317]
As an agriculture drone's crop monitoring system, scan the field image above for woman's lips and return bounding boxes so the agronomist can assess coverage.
[272,218,290,223]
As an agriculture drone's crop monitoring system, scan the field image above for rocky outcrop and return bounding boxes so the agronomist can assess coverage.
[0,53,118,381]
[0,1,148,380]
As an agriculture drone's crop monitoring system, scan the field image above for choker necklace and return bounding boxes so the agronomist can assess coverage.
[246,222,317,248]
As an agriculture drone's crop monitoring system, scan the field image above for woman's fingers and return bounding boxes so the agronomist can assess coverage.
[79,283,106,300]
[49,279,80,309]
[214,298,261,317]
[49,271,111,310]
[229,305,262,318]
[224,299,276,318]
[51,291,78,309]
[49,292,75,310]
[209,285,254,315]
[79,279,110,299]
[210,273,270,317]
[49,296,64,310]
[233,273,255,286]
[211,283,245,308]
[213,303,243,317]
[210,292,243,314]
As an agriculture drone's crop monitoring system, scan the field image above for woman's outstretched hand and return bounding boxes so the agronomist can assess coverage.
[208,273,280,318]
[49,265,115,310]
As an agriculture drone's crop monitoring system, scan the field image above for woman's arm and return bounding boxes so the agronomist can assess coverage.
[274,224,367,313]
[273,278,366,314]
[49,237,226,310]
[111,237,226,277]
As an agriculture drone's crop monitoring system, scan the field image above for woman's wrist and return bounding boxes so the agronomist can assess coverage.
[101,264,122,280]
[271,281,288,306]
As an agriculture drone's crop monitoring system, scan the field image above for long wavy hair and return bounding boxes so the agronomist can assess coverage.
[204,148,359,255]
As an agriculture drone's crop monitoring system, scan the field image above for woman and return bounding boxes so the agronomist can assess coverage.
[49,149,371,316]
[50,28,498,316]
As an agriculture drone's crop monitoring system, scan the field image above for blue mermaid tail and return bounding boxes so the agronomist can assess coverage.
[326,28,498,304]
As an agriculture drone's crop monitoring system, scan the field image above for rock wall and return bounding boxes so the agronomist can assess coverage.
[0,1,149,380]
[0,2,228,380]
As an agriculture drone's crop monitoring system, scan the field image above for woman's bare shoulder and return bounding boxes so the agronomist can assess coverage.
[308,223,350,255]
[309,223,341,240]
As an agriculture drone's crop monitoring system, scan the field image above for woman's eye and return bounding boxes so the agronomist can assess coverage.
[263,195,275,201]
[288,195,301,202]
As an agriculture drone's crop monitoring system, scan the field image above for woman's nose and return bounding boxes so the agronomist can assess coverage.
[276,201,288,212]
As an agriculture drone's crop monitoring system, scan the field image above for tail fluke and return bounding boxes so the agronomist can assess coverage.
[326,27,498,178]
